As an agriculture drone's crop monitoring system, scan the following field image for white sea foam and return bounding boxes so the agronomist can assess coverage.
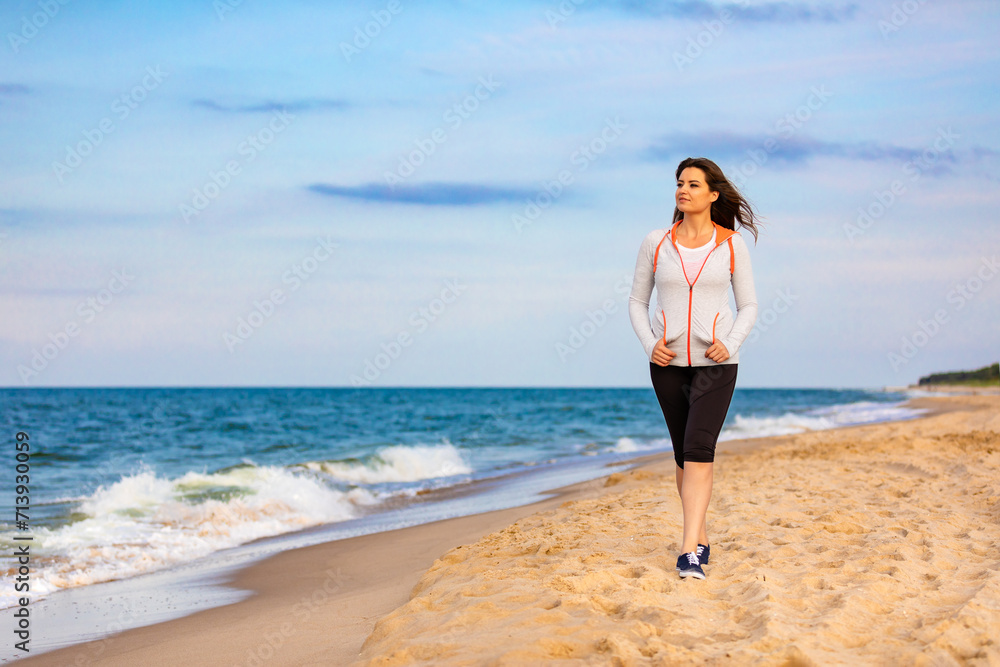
[0,464,378,609]
[720,400,925,441]
[0,442,477,609]
[307,441,472,484]
[903,387,958,397]
[611,436,671,453]
[806,400,926,425]
[613,437,639,453]
[720,412,836,439]
[608,401,923,453]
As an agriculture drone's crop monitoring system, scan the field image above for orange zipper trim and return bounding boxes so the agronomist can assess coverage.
[685,287,693,364]
[670,223,723,365]
[712,312,719,342]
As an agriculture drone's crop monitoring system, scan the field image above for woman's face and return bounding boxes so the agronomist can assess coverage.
[675,167,718,216]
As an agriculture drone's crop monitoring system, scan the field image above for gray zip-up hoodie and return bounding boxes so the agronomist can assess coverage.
[629,221,758,366]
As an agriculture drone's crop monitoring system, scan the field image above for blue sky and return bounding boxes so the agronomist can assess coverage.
[1,0,998,388]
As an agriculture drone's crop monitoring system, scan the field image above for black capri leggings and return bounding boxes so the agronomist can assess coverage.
[649,362,738,469]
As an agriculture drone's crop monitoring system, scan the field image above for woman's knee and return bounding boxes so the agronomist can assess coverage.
[683,438,717,463]
[673,448,685,469]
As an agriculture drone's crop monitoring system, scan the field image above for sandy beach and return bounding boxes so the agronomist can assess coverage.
[17,392,999,666]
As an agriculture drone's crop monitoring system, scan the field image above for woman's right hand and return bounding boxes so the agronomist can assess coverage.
[651,339,677,367]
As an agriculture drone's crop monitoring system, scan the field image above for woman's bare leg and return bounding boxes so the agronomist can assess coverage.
[677,462,712,553]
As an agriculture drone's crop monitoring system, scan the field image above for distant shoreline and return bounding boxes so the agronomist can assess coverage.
[905,383,999,394]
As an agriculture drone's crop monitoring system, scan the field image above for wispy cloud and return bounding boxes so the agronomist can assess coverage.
[643,131,969,175]
[0,286,101,297]
[307,182,536,205]
[970,146,1000,160]
[0,84,30,95]
[0,208,29,222]
[594,1,859,23]
[193,97,349,113]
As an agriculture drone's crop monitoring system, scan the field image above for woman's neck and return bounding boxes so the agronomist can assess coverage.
[679,211,714,238]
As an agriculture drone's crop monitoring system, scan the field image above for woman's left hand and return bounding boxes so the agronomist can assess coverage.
[705,340,730,363]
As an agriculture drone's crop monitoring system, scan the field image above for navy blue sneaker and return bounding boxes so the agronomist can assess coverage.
[676,552,705,579]
[697,543,710,565]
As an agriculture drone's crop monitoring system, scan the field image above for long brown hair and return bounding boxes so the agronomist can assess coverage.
[672,157,761,243]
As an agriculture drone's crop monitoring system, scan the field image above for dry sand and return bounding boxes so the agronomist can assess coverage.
[16,393,999,666]
[356,394,1000,666]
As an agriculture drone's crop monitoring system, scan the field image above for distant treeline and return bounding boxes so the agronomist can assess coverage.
[918,362,1000,386]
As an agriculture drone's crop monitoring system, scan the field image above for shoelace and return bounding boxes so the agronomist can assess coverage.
[685,552,699,566]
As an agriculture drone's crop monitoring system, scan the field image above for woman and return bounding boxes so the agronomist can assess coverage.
[628,157,759,580]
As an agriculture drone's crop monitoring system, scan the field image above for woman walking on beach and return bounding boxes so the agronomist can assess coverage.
[629,157,759,580]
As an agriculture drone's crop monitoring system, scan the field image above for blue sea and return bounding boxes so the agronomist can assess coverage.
[0,386,928,609]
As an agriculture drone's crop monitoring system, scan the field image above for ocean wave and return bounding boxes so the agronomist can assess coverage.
[0,464,378,609]
[720,400,925,440]
[610,436,670,454]
[0,443,477,609]
[802,400,926,427]
[720,412,836,439]
[304,441,472,484]
[593,400,922,454]
[903,388,958,397]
